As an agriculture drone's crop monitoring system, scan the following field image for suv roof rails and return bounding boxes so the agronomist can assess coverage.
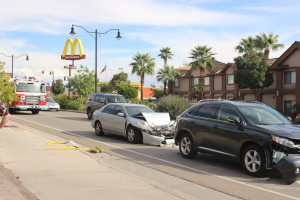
[234,100,265,105]
[197,99,229,103]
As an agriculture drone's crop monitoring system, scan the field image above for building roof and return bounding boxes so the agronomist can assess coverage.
[270,41,300,69]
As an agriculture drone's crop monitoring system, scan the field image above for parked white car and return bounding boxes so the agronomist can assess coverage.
[91,103,175,146]
[46,97,60,111]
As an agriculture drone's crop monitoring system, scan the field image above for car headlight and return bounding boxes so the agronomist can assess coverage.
[137,121,151,131]
[272,135,295,148]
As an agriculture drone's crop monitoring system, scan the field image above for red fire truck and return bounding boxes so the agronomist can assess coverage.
[9,78,48,114]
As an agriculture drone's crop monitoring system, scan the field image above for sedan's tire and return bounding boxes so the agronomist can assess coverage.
[242,145,266,177]
[95,121,104,136]
[179,133,197,159]
[126,127,141,144]
[87,108,92,120]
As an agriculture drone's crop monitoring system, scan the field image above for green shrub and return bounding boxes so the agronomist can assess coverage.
[156,95,189,120]
[53,95,72,109]
[139,100,156,110]
[152,88,165,99]
[66,101,83,110]
[294,114,300,124]
[117,85,138,99]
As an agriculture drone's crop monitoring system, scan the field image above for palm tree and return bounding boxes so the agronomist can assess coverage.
[189,45,215,71]
[189,45,215,100]
[156,66,180,95]
[130,53,155,100]
[255,33,284,59]
[158,47,174,67]
[235,36,257,56]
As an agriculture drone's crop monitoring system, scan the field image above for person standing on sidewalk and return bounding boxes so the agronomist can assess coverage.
[0,101,10,129]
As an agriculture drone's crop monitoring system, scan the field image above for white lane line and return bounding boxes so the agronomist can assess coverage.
[12,116,299,200]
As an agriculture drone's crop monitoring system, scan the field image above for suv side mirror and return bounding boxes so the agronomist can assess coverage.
[227,116,240,124]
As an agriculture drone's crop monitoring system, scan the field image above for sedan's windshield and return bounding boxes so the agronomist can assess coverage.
[126,106,154,117]
[46,98,56,103]
[238,105,292,125]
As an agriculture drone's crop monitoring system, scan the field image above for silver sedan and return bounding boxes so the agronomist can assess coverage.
[91,103,175,146]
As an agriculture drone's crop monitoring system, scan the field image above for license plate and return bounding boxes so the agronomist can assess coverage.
[29,105,40,108]
[165,139,175,144]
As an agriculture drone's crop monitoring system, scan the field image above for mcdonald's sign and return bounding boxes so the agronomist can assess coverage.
[61,38,86,60]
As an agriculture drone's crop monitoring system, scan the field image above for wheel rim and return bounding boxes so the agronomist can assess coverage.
[127,128,135,142]
[95,122,101,134]
[244,150,261,173]
[180,136,191,155]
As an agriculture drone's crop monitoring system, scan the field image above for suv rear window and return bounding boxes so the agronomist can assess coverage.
[188,104,219,119]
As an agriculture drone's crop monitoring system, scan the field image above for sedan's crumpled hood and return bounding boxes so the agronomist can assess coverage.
[258,124,300,139]
[142,113,171,127]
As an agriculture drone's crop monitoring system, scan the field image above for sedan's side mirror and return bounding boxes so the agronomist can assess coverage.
[287,116,292,121]
[227,116,240,124]
[117,112,125,117]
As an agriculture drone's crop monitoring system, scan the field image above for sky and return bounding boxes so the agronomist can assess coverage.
[0,0,299,86]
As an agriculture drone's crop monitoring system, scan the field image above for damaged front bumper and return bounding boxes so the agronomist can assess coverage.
[274,155,300,184]
[141,131,175,146]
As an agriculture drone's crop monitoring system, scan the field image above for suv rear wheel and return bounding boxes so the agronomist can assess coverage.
[179,133,197,158]
[242,145,266,177]
[87,108,92,120]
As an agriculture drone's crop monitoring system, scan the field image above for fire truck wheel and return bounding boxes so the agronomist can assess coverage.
[32,110,40,115]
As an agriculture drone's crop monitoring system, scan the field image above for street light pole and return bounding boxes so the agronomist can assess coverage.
[0,53,29,78]
[69,24,121,93]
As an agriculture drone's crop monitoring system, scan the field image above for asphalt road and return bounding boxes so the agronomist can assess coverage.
[10,110,300,200]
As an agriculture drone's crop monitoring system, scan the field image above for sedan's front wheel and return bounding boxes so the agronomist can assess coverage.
[242,145,266,177]
[126,127,141,144]
[179,133,197,158]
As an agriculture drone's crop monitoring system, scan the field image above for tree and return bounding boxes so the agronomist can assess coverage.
[100,83,115,93]
[0,61,17,105]
[189,45,215,99]
[117,85,138,99]
[255,33,284,59]
[51,79,65,95]
[130,53,155,100]
[67,66,95,99]
[234,53,273,100]
[235,36,257,56]
[192,83,204,100]
[110,72,128,87]
[158,47,173,67]
[156,66,179,95]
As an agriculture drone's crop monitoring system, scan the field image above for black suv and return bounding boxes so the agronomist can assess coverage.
[175,99,300,183]
[85,93,127,119]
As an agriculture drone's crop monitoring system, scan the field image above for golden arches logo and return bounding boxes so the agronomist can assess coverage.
[61,38,86,60]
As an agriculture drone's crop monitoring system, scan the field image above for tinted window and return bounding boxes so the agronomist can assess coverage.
[217,104,240,121]
[88,94,95,101]
[106,95,127,103]
[94,95,101,102]
[188,104,219,119]
[238,105,291,125]
[102,105,115,114]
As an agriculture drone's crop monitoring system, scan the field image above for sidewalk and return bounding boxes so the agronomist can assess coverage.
[0,121,239,200]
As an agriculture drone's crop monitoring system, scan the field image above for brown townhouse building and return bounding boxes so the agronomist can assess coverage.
[171,41,300,118]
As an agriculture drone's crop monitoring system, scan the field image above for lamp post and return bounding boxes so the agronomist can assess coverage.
[0,53,29,78]
[69,24,122,93]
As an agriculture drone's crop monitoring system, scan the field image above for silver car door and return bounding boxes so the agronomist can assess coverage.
[100,105,115,133]
[110,105,127,135]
